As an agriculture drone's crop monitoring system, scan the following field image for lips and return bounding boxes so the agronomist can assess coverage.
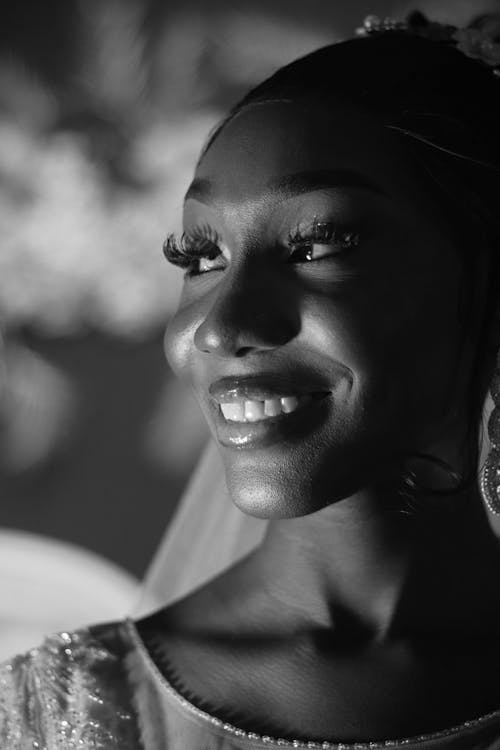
[208,374,331,434]
[209,374,331,402]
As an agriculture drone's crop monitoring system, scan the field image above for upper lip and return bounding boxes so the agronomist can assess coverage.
[208,374,332,404]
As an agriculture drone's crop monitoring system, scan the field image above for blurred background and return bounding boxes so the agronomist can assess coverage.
[0,0,495,655]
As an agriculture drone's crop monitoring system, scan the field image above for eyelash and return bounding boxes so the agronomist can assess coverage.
[287,219,360,262]
[162,225,222,277]
[162,219,359,277]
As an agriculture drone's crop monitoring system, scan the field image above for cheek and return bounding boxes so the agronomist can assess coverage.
[164,301,200,380]
[164,269,224,377]
[302,255,463,434]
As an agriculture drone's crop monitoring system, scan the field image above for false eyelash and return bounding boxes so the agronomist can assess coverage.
[287,218,360,251]
[162,224,221,268]
[162,234,192,268]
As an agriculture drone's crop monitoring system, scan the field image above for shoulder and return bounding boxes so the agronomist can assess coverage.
[0,620,143,749]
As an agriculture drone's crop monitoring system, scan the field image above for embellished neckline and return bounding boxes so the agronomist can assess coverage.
[126,617,500,749]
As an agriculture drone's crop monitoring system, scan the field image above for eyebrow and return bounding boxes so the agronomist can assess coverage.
[184,169,387,204]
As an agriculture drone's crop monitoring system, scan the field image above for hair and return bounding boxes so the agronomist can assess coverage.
[202,11,500,508]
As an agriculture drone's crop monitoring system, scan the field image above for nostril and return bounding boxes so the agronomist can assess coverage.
[235,346,254,358]
[193,298,299,357]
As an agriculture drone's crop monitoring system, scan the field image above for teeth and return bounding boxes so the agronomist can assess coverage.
[264,398,281,417]
[281,396,299,413]
[220,395,307,423]
[220,402,245,421]
[245,400,265,422]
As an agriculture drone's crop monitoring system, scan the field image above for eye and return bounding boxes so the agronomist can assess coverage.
[287,221,359,264]
[162,229,227,277]
[196,254,226,275]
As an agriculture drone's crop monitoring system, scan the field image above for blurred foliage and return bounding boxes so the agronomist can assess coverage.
[0,116,212,337]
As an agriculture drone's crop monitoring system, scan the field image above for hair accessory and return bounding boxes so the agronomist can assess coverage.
[480,352,500,514]
[356,13,500,77]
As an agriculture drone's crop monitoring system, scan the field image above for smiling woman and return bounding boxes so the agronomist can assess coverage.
[3,10,500,750]
[164,97,471,519]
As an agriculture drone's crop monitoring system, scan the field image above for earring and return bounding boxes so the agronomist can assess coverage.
[480,352,500,514]
[402,453,462,494]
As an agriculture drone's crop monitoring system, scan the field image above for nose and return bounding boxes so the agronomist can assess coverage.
[193,271,299,358]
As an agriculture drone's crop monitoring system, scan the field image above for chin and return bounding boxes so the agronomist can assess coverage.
[223,453,356,520]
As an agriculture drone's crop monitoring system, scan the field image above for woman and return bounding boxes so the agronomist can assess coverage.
[3,11,500,749]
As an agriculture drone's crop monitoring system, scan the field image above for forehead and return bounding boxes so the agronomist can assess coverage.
[192,100,416,203]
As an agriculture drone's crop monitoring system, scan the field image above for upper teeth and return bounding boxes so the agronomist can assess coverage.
[220,395,307,423]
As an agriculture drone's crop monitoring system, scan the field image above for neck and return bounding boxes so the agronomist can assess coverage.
[252,484,500,641]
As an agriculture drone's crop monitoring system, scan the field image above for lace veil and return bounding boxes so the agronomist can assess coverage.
[134,440,267,616]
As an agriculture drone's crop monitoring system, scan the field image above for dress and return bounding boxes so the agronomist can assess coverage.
[2,619,500,749]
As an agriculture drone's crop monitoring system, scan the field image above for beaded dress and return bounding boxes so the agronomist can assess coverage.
[2,619,500,749]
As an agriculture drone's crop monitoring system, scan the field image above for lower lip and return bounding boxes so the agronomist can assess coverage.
[212,393,332,449]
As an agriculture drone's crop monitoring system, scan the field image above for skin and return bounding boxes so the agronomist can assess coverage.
[167,100,484,518]
[147,100,500,741]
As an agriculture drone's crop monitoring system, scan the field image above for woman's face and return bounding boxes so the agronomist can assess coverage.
[165,99,470,519]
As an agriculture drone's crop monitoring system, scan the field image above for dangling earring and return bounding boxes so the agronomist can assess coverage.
[402,454,462,495]
[480,352,500,514]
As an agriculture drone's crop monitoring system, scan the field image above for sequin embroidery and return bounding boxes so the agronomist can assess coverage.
[0,625,142,749]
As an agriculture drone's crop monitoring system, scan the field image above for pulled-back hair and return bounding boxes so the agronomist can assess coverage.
[202,12,500,506]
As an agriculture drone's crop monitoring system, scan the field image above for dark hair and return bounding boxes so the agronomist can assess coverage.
[203,12,500,507]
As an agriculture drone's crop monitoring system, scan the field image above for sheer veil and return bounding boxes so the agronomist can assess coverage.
[134,440,267,617]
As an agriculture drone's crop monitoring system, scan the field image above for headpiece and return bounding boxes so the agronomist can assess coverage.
[356,12,500,77]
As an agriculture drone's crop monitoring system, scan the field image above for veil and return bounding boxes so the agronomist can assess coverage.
[134,440,268,616]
